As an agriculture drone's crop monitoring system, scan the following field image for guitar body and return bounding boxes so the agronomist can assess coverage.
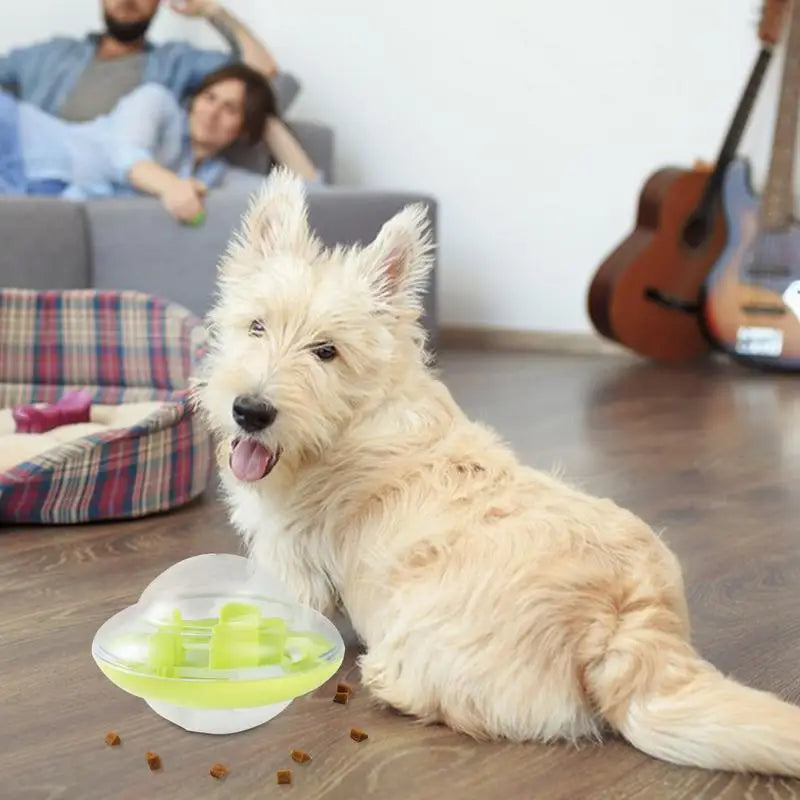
[701,158,800,371]
[587,0,789,364]
[588,166,727,363]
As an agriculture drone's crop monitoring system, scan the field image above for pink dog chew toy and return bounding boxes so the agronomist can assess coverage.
[12,390,93,433]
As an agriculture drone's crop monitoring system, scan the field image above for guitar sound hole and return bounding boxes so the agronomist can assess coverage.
[644,288,700,314]
[682,214,709,249]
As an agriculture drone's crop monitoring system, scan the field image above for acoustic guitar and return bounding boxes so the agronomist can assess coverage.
[587,0,787,364]
[701,0,800,371]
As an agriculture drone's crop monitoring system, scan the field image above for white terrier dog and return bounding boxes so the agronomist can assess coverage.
[193,168,800,777]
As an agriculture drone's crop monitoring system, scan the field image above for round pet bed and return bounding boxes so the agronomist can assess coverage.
[0,288,213,524]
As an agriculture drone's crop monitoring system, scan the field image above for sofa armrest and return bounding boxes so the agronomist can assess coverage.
[271,72,300,115]
[287,120,334,183]
[84,184,438,350]
[222,119,335,183]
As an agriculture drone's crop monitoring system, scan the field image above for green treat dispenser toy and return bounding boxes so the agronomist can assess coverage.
[91,554,345,734]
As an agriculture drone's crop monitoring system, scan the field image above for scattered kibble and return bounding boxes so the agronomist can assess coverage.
[209,763,229,779]
[333,691,350,705]
[145,751,162,771]
[104,731,121,747]
[277,769,292,785]
[350,728,368,742]
[290,749,311,763]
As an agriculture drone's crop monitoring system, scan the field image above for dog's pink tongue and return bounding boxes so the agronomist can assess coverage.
[230,438,273,482]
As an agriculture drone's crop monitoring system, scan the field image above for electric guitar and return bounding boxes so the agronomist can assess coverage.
[587,0,787,364]
[702,0,800,371]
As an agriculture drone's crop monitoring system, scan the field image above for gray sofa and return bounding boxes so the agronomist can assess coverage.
[0,120,439,352]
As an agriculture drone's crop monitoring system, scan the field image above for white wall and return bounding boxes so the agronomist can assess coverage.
[1,0,787,333]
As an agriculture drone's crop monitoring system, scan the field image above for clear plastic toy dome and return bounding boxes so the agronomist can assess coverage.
[91,553,345,734]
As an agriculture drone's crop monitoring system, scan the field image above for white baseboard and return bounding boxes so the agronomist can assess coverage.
[439,326,628,356]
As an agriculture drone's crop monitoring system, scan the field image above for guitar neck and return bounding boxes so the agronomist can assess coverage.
[762,0,800,229]
[695,44,775,214]
[712,48,773,181]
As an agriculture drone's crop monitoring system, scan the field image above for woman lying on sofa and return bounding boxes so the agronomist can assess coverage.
[0,63,320,223]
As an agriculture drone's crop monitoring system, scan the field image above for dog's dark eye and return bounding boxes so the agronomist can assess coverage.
[248,320,265,337]
[312,343,337,361]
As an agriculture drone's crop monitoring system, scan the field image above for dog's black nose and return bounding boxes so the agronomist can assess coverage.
[232,395,278,432]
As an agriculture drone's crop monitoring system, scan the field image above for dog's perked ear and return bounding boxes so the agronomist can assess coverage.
[360,203,435,306]
[246,168,313,258]
[222,168,315,277]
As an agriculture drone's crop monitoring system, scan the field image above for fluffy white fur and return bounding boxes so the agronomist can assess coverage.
[193,168,800,776]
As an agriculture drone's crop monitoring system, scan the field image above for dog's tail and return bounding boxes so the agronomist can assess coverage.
[583,606,800,777]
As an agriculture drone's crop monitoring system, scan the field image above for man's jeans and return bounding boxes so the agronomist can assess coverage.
[0,91,26,193]
[0,91,67,195]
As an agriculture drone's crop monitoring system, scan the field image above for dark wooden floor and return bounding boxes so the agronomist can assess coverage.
[2,349,800,800]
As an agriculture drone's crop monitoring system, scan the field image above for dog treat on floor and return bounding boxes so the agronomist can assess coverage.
[336,682,353,695]
[333,690,349,704]
[145,751,162,771]
[290,749,311,763]
[104,731,121,747]
[209,763,229,779]
[276,769,292,785]
[350,728,369,742]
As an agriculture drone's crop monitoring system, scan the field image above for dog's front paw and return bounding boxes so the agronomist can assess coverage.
[358,648,439,722]
[251,545,336,616]
[239,512,338,616]
[283,566,337,616]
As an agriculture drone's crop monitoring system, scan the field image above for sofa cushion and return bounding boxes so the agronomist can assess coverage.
[85,185,259,319]
[0,196,90,290]
[84,186,438,353]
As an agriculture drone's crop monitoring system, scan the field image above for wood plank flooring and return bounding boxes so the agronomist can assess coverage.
[2,350,800,799]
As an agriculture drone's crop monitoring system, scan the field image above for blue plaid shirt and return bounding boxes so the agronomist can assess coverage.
[0,33,232,115]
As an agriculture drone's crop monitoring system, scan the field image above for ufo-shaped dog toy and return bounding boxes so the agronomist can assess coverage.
[91,554,345,734]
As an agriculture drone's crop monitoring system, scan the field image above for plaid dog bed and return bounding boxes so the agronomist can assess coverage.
[0,288,213,524]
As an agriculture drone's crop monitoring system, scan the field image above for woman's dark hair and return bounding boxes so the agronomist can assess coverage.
[190,63,279,146]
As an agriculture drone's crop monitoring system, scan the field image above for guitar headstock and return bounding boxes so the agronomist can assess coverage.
[759,0,789,45]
